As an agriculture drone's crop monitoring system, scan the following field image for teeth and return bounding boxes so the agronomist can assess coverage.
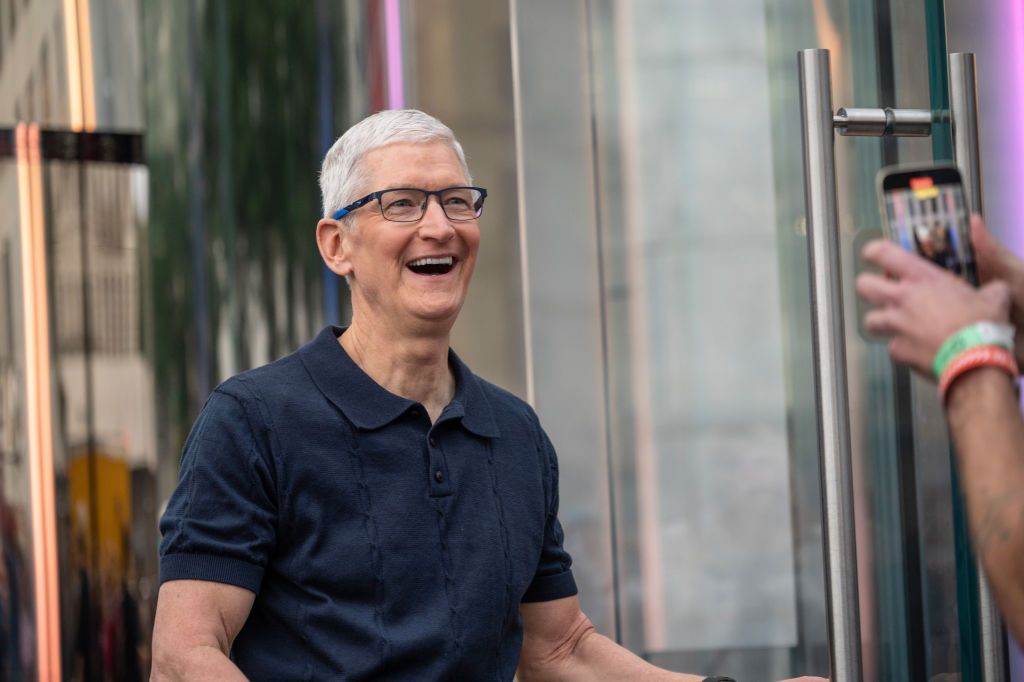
[408,256,453,267]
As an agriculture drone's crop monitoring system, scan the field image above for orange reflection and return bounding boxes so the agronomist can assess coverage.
[62,0,83,130]
[77,0,97,131]
[16,123,63,682]
[62,0,97,131]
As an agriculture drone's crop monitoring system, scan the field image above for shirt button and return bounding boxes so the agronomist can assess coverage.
[429,436,437,447]
[434,470,445,483]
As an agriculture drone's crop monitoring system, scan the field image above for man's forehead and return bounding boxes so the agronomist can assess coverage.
[361,143,468,188]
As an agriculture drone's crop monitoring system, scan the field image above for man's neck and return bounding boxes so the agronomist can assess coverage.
[340,316,455,423]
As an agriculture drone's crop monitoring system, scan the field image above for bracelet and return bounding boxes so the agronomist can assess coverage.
[938,345,1019,401]
[933,321,1015,379]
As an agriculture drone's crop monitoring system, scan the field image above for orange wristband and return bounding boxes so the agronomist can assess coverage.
[937,345,1019,402]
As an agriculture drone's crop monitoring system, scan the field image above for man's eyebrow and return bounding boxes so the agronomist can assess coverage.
[379,184,417,190]
[376,185,469,192]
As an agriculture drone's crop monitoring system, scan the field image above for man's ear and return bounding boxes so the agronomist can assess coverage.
[316,218,354,278]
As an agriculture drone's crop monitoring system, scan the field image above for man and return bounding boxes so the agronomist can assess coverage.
[857,215,1024,643]
[151,109,825,681]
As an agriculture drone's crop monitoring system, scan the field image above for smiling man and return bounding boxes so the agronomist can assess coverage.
[150,110,825,682]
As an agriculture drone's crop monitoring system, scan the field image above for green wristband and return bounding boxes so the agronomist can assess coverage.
[932,321,1015,378]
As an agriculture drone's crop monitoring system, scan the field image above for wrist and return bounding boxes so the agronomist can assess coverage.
[946,365,1018,420]
[933,321,1015,379]
[938,345,1018,402]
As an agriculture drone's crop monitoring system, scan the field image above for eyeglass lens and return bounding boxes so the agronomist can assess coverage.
[379,188,484,222]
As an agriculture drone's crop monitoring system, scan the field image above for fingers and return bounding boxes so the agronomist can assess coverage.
[863,307,899,337]
[855,271,901,306]
[861,239,937,280]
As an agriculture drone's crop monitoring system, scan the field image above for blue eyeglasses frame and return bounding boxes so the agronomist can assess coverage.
[331,186,488,221]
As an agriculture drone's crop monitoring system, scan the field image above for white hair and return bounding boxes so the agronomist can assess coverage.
[319,109,472,221]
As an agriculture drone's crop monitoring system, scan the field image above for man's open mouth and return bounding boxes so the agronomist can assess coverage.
[407,256,456,276]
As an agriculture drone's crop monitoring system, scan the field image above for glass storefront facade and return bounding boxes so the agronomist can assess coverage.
[1,0,1023,680]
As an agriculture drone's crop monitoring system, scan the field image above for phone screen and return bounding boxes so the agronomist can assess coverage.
[880,165,976,283]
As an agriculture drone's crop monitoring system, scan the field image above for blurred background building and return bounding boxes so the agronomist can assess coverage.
[0,0,1022,680]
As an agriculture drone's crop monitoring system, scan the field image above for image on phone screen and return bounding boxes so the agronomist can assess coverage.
[882,171,973,278]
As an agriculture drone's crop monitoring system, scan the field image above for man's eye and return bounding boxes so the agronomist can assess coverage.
[445,196,470,207]
[388,198,416,208]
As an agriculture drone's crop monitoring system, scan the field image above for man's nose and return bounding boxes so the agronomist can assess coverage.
[417,196,455,239]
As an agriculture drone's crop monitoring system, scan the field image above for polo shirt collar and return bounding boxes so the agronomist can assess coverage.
[299,326,500,438]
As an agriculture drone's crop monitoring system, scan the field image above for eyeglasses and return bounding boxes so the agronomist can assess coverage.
[331,186,488,222]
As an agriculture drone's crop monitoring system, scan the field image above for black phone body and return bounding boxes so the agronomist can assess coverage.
[877,164,978,285]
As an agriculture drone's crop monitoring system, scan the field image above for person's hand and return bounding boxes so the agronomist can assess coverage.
[856,238,1011,378]
[972,214,1024,367]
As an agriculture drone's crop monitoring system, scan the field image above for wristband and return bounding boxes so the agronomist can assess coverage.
[938,345,1019,401]
[933,322,1015,379]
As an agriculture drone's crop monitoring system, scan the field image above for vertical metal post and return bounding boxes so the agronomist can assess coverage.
[950,51,1008,682]
[950,53,984,214]
[798,48,863,682]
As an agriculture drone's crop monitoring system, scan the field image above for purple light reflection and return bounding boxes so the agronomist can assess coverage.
[1003,0,1019,251]
[385,0,404,109]
[1003,3,1024,679]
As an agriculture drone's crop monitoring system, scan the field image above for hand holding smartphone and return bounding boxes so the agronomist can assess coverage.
[877,164,978,285]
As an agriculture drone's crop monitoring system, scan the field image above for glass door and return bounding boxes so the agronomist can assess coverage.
[512,1,989,680]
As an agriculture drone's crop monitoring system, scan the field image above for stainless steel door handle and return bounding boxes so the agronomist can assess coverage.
[797,47,863,682]
[950,50,1008,682]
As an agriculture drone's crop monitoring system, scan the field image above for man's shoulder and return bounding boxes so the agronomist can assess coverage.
[471,374,540,427]
[214,345,312,406]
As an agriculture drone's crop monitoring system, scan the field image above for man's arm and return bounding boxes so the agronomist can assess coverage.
[518,596,826,682]
[150,579,255,682]
[945,368,1024,643]
[857,226,1024,643]
[518,596,702,682]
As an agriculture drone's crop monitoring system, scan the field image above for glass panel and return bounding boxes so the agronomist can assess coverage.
[509,0,619,635]
[406,0,527,396]
[44,157,154,681]
[140,12,350,672]
[582,0,960,679]
[586,3,823,676]
[0,150,38,679]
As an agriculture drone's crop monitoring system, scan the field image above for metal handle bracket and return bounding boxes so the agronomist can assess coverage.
[834,107,933,137]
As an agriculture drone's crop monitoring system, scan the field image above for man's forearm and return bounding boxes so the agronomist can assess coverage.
[518,623,701,682]
[946,367,1024,643]
[568,631,703,681]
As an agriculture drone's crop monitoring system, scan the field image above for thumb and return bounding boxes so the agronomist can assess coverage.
[971,214,1015,283]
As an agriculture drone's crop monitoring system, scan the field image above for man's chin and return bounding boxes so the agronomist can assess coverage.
[409,299,465,326]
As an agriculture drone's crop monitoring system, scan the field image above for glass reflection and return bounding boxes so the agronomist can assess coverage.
[584,0,961,679]
[587,2,814,676]
[0,154,36,682]
[45,158,152,680]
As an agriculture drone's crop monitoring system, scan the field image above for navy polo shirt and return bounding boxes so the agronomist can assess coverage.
[159,326,577,681]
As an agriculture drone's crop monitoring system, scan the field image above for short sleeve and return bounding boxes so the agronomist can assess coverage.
[159,386,278,594]
[521,425,578,603]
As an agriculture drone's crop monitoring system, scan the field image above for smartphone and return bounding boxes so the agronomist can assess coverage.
[877,164,978,285]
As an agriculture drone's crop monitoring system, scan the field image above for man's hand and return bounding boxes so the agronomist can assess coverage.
[856,237,1011,378]
[972,214,1024,367]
